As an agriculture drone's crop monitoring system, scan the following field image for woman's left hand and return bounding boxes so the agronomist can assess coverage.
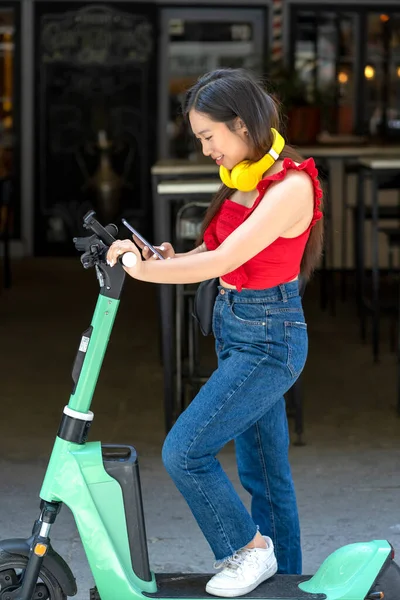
[106,239,142,270]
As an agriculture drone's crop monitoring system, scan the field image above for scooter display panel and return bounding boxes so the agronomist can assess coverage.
[144,573,326,599]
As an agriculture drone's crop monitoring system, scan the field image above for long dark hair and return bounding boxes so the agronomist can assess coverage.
[182,68,324,280]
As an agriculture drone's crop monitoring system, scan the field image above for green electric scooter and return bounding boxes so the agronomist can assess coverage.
[1,211,399,600]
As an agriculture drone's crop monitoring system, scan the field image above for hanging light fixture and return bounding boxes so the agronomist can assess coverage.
[364,65,375,79]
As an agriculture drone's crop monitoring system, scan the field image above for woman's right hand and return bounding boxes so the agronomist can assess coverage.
[132,234,175,260]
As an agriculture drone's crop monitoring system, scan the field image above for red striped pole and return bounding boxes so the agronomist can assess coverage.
[271,0,284,73]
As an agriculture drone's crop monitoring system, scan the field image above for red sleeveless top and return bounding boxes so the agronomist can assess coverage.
[204,158,323,291]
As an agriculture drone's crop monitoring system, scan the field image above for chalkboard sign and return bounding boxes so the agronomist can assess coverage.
[34,3,157,255]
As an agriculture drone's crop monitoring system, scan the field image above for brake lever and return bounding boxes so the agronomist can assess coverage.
[80,241,108,269]
[73,234,99,253]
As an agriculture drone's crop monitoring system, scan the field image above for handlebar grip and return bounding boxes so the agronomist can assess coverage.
[121,252,137,268]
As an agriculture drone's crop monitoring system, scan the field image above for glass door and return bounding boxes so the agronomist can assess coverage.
[34,3,158,255]
[365,12,400,139]
[158,8,267,159]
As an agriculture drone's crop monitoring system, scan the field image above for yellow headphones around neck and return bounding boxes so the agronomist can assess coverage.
[219,128,285,192]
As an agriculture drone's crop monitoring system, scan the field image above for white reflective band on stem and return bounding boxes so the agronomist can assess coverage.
[39,522,51,537]
[63,406,94,421]
[269,148,279,160]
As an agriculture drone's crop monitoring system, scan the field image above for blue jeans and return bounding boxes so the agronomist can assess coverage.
[162,280,307,574]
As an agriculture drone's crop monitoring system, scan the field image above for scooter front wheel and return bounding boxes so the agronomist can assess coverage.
[0,550,67,600]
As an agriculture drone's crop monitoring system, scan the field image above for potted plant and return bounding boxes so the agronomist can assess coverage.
[265,61,322,145]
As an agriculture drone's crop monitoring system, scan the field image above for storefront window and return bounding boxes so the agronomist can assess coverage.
[290,6,400,141]
[365,13,400,138]
[0,7,15,179]
[291,10,356,138]
[161,10,265,158]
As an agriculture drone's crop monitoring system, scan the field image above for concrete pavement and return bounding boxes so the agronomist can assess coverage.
[1,259,399,599]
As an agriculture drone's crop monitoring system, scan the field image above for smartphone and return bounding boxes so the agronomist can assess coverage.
[121,218,165,260]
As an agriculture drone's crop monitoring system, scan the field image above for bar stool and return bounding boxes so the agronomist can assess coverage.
[173,198,308,444]
[340,160,362,301]
[174,202,210,417]
[285,276,307,446]
[315,159,335,315]
[376,226,400,353]
[350,170,400,316]
[378,228,400,413]
[152,178,220,432]
[356,160,400,362]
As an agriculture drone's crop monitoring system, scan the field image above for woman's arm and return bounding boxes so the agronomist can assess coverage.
[176,241,207,258]
[108,171,313,284]
[135,239,207,261]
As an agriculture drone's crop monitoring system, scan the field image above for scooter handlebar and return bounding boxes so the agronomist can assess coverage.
[121,252,137,268]
[78,211,137,270]
[83,211,118,246]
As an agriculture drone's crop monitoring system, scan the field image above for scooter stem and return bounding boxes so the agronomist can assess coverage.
[68,293,119,414]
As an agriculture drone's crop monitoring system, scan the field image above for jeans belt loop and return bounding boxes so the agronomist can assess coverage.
[279,284,288,303]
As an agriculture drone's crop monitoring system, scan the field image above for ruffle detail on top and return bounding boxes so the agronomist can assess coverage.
[221,265,249,292]
[203,157,324,291]
[255,157,323,226]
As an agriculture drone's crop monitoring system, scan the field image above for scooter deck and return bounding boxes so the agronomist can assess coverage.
[146,573,326,599]
[90,574,325,599]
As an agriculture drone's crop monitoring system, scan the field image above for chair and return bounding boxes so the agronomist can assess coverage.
[174,202,308,444]
[355,167,400,361]
[376,226,400,353]
[285,276,307,446]
[174,202,210,417]
[340,160,362,301]
[342,162,400,314]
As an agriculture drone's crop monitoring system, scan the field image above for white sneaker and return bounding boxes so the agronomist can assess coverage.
[205,536,278,598]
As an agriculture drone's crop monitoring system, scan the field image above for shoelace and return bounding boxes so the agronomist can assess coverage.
[214,549,258,571]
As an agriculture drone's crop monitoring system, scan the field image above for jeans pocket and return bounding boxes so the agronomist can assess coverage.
[212,300,221,336]
[284,321,308,378]
[229,302,267,326]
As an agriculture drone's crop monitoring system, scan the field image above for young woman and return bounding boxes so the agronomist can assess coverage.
[107,68,323,598]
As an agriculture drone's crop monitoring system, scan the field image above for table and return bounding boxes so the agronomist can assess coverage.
[356,158,400,363]
[153,146,400,262]
[151,147,400,431]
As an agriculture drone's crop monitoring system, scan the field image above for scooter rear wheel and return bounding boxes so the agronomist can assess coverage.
[0,550,66,600]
